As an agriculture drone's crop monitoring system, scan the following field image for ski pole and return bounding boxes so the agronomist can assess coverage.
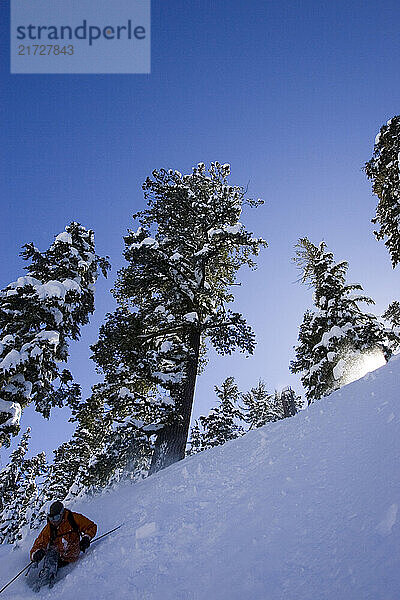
[0,561,34,595]
[91,523,123,545]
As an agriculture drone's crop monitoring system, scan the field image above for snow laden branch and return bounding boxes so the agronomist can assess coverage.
[365,116,400,267]
[135,310,255,354]
[0,222,110,447]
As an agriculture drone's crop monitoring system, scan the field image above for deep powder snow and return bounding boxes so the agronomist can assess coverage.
[1,356,400,599]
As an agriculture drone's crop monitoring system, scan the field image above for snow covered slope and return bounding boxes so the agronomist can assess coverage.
[2,355,400,600]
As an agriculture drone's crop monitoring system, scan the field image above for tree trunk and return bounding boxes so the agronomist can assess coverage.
[281,388,297,418]
[149,329,201,475]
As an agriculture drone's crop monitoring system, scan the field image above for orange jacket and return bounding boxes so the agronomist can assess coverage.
[30,510,97,563]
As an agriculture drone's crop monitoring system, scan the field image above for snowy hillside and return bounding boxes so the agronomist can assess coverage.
[2,356,400,600]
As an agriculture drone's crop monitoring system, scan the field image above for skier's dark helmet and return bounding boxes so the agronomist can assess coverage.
[48,500,64,524]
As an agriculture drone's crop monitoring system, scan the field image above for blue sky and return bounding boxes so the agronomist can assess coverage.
[1,0,400,458]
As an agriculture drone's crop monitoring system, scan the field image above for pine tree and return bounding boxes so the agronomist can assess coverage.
[280,387,302,417]
[365,116,400,267]
[82,352,174,487]
[241,380,279,429]
[0,222,109,447]
[91,162,266,474]
[382,299,400,345]
[187,377,244,454]
[383,300,400,327]
[0,429,47,544]
[186,420,204,455]
[188,379,302,454]
[241,382,301,428]
[290,238,391,403]
[85,421,152,489]
[70,384,153,492]
[0,429,30,518]
[9,452,47,545]
[38,373,164,501]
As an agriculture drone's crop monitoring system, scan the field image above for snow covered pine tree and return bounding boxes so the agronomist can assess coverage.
[365,116,400,267]
[85,332,176,488]
[187,377,244,454]
[290,238,390,403]
[241,382,301,429]
[91,162,266,474]
[280,387,302,418]
[241,380,282,428]
[0,222,109,447]
[21,394,107,532]
[188,379,302,454]
[34,394,106,511]
[0,428,46,544]
[44,381,156,498]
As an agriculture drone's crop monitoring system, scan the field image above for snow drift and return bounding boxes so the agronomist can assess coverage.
[2,355,400,599]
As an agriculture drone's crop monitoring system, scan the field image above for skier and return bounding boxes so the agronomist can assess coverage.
[30,501,97,589]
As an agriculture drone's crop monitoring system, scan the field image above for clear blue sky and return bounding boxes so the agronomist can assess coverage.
[1,0,399,458]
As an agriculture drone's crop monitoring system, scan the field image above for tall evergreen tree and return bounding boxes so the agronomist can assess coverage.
[91,162,266,474]
[290,238,390,403]
[0,223,109,447]
[365,116,400,267]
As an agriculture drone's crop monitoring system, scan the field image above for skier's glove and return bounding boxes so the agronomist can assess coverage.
[32,549,45,563]
[80,536,91,552]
